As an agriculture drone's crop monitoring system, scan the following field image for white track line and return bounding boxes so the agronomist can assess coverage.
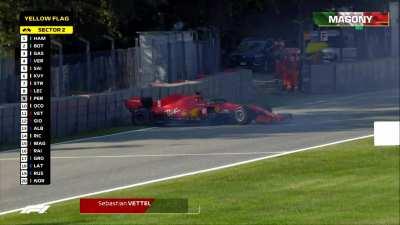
[0,127,155,153]
[55,127,155,145]
[0,134,373,216]
[0,151,287,161]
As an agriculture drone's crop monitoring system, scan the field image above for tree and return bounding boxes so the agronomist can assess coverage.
[0,0,26,56]
[0,0,121,55]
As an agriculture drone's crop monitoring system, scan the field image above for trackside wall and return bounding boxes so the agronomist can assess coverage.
[303,58,399,94]
[0,69,255,146]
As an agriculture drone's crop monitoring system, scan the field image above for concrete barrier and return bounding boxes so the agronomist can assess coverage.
[76,96,89,133]
[0,69,255,145]
[335,58,399,93]
[0,104,18,144]
[304,57,399,94]
[307,64,336,94]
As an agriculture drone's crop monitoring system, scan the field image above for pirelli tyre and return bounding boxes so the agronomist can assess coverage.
[132,108,152,125]
[233,106,251,125]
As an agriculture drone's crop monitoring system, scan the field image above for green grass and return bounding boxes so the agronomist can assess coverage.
[0,125,145,151]
[0,138,398,225]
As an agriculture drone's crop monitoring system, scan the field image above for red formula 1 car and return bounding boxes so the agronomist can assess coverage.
[125,93,291,126]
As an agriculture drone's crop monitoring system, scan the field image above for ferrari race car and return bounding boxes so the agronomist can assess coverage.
[125,93,291,125]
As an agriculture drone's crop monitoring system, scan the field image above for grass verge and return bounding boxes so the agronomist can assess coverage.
[0,138,398,225]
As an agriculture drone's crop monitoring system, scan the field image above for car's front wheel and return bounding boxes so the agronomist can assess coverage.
[233,107,251,125]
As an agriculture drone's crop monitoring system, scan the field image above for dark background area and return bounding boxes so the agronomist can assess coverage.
[0,0,391,56]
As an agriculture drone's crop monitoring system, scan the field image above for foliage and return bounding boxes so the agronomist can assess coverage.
[0,0,122,54]
[0,0,391,54]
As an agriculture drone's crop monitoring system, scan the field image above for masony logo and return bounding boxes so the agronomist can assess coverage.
[20,204,50,214]
[328,15,373,24]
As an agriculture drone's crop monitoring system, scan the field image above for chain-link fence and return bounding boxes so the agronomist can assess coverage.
[0,30,220,104]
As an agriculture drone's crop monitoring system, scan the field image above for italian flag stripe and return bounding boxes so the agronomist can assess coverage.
[313,12,389,27]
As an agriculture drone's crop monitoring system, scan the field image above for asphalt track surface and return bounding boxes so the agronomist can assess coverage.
[0,89,399,213]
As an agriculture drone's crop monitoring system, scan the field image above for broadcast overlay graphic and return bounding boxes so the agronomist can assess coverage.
[80,198,189,214]
[313,12,390,27]
[19,12,73,185]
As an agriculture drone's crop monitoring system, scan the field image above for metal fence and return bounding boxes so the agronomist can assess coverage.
[0,58,16,103]
[138,31,220,84]
[0,30,220,104]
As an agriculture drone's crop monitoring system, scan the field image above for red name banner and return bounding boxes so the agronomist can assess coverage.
[80,198,154,214]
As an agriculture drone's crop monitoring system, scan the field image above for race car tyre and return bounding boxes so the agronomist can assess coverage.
[132,108,152,125]
[234,106,251,125]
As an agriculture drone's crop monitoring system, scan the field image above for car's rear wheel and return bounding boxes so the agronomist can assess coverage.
[234,107,251,125]
[132,108,152,125]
